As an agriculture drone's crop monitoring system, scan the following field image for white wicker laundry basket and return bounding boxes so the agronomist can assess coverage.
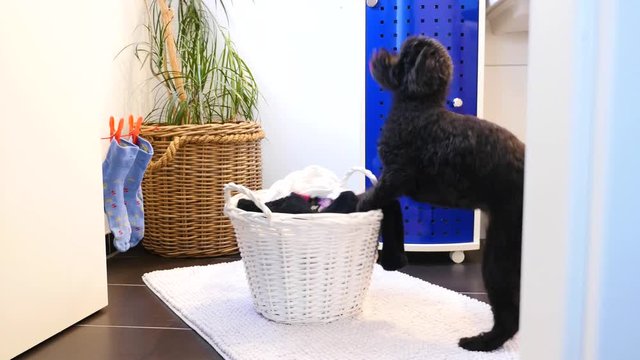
[223,167,383,324]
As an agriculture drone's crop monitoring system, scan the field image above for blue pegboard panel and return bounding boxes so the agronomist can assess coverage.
[365,0,479,246]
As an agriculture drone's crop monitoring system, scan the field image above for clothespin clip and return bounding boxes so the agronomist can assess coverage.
[108,116,125,144]
[128,115,143,145]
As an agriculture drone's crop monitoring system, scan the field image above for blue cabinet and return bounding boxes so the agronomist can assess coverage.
[365,0,483,255]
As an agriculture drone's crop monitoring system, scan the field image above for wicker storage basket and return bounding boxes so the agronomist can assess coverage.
[140,122,264,258]
[224,168,383,324]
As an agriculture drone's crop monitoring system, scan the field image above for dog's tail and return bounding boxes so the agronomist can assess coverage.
[370,49,401,91]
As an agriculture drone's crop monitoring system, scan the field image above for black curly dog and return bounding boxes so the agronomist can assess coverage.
[358,37,525,352]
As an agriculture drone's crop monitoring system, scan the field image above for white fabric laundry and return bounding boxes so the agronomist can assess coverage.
[260,165,351,202]
[143,261,519,360]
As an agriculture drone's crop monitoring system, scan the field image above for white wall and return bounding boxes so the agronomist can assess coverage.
[107,2,154,133]
[483,25,528,140]
[0,1,149,357]
[220,0,366,191]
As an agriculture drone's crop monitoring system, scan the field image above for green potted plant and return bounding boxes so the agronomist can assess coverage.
[136,0,264,257]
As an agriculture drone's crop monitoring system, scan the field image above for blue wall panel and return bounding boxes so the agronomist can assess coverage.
[365,0,479,245]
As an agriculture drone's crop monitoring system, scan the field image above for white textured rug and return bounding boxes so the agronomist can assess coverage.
[142,261,519,360]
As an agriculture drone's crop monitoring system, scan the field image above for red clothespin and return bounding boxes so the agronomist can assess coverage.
[128,115,143,145]
[108,116,125,143]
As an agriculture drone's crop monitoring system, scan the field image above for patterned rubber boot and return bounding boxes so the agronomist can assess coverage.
[123,137,153,248]
[102,139,138,252]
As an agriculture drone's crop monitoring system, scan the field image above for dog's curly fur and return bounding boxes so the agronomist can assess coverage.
[359,37,525,352]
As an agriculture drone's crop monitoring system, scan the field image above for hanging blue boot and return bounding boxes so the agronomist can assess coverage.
[102,138,138,252]
[123,136,153,248]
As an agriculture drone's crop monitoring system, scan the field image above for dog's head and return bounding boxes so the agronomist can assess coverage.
[369,37,452,101]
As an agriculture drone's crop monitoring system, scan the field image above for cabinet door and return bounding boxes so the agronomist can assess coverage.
[365,0,480,246]
[0,2,109,358]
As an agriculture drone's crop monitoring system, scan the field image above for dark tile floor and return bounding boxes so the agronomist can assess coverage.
[16,246,486,360]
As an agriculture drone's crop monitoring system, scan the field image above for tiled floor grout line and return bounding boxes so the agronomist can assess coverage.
[76,324,191,331]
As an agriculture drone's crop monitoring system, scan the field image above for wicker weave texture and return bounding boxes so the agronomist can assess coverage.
[224,179,383,324]
[140,123,264,258]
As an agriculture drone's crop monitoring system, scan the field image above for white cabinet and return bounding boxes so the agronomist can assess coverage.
[0,1,138,357]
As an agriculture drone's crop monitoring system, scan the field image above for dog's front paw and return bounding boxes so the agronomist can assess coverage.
[378,251,408,271]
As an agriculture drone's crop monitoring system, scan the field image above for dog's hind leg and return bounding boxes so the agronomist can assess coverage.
[459,205,522,352]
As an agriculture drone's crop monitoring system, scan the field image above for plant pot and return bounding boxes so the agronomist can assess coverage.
[140,122,264,257]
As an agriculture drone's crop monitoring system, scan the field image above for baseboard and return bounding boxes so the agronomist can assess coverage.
[105,233,118,257]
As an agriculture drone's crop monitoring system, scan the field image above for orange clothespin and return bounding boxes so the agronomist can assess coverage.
[128,115,143,145]
[109,116,125,144]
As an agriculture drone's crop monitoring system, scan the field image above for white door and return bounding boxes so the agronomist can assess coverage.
[0,2,113,358]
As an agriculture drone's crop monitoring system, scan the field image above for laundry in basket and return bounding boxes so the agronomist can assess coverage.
[224,166,383,324]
